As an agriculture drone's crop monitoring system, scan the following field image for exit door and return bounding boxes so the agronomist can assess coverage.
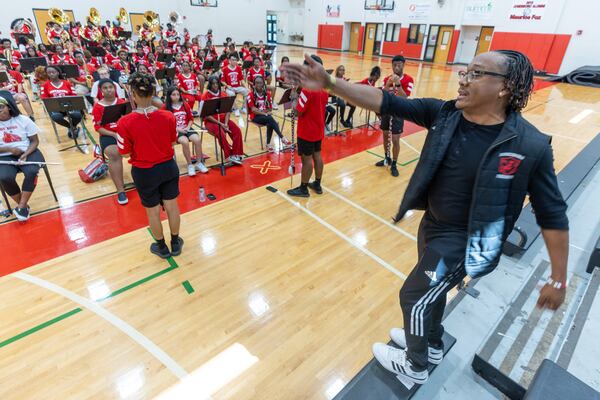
[475,26,494,56]
[364,23,376,55]
[349,22,361,53]
[267,14,277,44]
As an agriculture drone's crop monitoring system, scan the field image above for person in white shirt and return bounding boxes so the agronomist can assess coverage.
[90,67,125,103]
[0,91,45,221]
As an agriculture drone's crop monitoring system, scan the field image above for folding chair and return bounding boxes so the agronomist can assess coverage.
[0,164,58,214]
[244,112,265,150]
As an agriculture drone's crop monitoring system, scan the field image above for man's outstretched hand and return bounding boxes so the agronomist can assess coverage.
[280,54,330,90]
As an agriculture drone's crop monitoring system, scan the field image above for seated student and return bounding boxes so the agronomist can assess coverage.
[91,79,128,205]
[40,65,82,138]
[332,65,356,128]
[248,76,289,152]
[246,56,277,108]
[163,86,208,176]
[222,54,249,117]
[1,38,22,71]
[90,67,125,103]
[176,61,202,111]
[50,44,75,65]
[131,46,147,67]
[37,43,51,63]
[0,64,34,120]
[70,51,95,98]
[359,65,381,86]
[325,103,336,134]
[275,56,292,89]
[170,53,184,74]
[201,75,244,165]
[0,91,45,221]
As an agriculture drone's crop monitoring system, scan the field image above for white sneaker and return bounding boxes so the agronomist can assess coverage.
[241,107,247,114]
[272,103,279,110]
[281,137,291,146]
[234,109,240,117]
[196,162,209,174]
[267,144,275,153]
[187,164,196,176]
[230,155,242,165]
[372,343,429,385]
[390,328,444,365]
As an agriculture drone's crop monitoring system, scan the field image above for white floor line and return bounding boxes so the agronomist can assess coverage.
[275,191,407,280]
[321,185,417,242]
[13,271,189,380]
[568,109,594,124]
[401,138,421,155]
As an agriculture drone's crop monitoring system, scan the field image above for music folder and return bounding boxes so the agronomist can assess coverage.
[100,102,132,126]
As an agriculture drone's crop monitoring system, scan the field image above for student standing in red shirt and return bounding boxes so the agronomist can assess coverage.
[287,55,329,198]
[117,73,183,258]
[201,75,244,165]
[91,79,128,205]
[377,55,414,177]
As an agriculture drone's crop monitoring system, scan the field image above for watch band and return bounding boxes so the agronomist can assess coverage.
[325,75,336,92]
[547,277,567,290]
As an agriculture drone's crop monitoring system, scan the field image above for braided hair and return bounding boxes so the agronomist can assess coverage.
[494,50,534,112]
[128,72,155,98]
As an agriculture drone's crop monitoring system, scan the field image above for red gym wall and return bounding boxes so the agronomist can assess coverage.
[446,30,461,64]
[381,28,423,59]
[317,24,343,50]
[490,32,571,74]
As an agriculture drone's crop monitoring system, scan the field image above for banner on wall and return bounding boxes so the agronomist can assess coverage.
[326,4,341,18]
[509,0,546,21]
[407,1,433,21]
[464,0,493,20]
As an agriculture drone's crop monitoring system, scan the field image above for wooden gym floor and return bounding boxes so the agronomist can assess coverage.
[0,45,599,399]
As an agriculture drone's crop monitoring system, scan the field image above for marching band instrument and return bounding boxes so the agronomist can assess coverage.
[117,8,130,26]
[89,8,101,26]
[48,8,69,25]
[169,11,182,25]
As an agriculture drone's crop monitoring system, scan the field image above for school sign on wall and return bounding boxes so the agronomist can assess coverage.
[509,0,546,21]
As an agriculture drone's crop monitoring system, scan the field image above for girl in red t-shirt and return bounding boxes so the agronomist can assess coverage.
[117,72,182,259]
[248,76,289,152]
[41,65,82,139]
[91,79,128,205]
[163,87,208,176]
[176,62,202,111]
[201,75,244,165]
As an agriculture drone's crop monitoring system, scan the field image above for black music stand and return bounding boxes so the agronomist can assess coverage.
[43,96,88,153]
[0,72,9,84]
[100,102,132,126]
[18,57,47,73]
[202,60,217,72]
[49,64,80,80]
[13,33,34,44]
[87,46,106,57]
[155,67,176,81]
[0,58,11,69]
[199,95,236,176]
[118,31,132,40]
[241,60,253,70]
[157,53,173,64]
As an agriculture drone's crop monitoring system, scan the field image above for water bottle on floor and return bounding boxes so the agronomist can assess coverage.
[199,186,206,202]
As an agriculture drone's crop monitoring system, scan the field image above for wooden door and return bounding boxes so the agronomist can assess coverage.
[32,8,76,45]
[476,26,494,56]
[349,23,361,53]
[433,26,453,64]
[129,13,161,39]
[364,23,376,55]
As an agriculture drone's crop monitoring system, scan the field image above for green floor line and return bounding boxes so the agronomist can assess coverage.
[0,308,82,349]
[366,150,419,166]
[182,281,195,294]
[1,229,182,348]
[366,150,384,159]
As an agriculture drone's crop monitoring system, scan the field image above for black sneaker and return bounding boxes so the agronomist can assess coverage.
[29,115,35,122]
[345,119,353,128]
[150,242,171,259]
[13,207,30,221]
[287,185,309,197]
[170,237,184,256]
[390,163,399,177]
[67,130,73,139]
[375,157,392,167]
[117,192,128,205]
[308,181,323,194]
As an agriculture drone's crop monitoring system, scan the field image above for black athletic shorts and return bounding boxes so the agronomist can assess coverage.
[380,115,404,134]
[100,135,117,152]
[177,129,199,139]
[297,138,322,156]
[131,159,180,208]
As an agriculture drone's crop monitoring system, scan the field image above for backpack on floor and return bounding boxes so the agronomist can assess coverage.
[78,146,108,183]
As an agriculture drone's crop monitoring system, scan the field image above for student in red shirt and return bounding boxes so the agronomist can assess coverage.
[222,53,249,117]
[248,76,289,152]
[246,57,276,107]
[117,72,183,259]
[50,44,75,65]
[377,55,414,177]
[41,65,82,138]
[163,86,208,176]
[201,75,244,165]
[176,61,202,111]
[91,79,128,205]
[358,66,381,86]
[0,64,34,120]
[287,55,329,198]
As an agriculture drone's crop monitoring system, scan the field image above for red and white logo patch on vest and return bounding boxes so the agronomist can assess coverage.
[496,152,525,180]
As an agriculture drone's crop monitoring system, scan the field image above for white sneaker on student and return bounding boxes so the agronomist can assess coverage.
[187,164,196,176]
[196,162,209,174]
[266,144,275,153]
[272,103,279,110]
[234,109,240,117]
[390,328,444,365]
[372,343,429,385]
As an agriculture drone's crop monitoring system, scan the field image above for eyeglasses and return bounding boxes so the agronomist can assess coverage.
[458,70,507,83]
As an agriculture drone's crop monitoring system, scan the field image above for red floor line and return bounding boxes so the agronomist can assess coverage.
[0,123,422,276]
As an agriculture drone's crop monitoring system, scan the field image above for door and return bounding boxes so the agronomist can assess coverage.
[475,26,494,56]
[349,23,361,52]
[32,8,76,45]
[424,25,439,61]
[433,26,454,64]
[130,13,161,40]
[363,23,376,55]
[373,23,384,55]
[267,14,277,44]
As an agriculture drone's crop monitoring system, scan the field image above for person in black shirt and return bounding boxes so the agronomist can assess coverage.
[282,51,569,384]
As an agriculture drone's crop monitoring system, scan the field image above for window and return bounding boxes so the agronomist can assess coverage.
[407,24,426,44]
[385,23,401,42]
